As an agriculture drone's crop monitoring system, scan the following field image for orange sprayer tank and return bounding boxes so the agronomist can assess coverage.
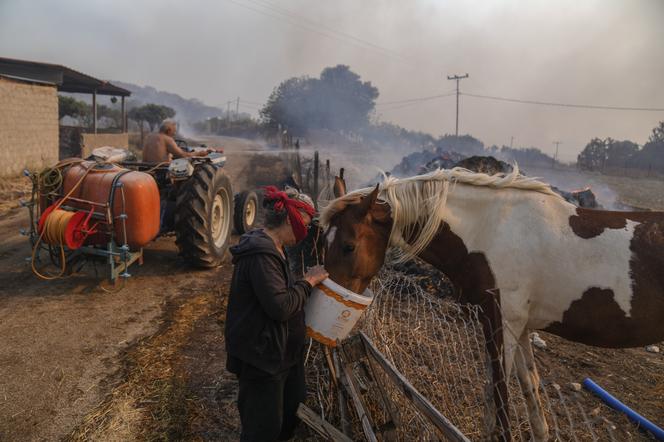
[61,161,160,249]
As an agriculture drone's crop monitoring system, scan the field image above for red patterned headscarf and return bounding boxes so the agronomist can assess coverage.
[263,186,315,242]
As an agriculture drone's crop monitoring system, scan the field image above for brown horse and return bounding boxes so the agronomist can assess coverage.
[321,167,664,441]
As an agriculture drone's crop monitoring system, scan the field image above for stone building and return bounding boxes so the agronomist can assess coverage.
[0,57,131,177]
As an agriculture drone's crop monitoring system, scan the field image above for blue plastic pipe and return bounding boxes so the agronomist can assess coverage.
[583,378,664,441]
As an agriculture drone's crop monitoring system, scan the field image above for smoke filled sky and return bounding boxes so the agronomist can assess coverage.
[1,0,663,161]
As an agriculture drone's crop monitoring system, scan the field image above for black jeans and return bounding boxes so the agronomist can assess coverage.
[237,356,306,441]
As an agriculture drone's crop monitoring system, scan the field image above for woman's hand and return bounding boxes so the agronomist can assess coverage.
[304,265,329,287]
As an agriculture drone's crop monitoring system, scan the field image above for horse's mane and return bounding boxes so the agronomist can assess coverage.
[320,165,563,261]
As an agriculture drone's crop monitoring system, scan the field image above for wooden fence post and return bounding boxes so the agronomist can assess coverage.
[482,290,511,442]
[338,348,378,442]
[295,139,302,189]
[359,332,470,442]
[297,404,353,442]
[326,159,331,191]
[313,151,319,209]
[332,349,352,437]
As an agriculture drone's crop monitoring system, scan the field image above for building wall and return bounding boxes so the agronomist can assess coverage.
[81,133,128,158]
[0,77,59,177]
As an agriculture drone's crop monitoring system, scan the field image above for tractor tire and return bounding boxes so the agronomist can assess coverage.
[175,164,233,268]
[234,190,259,234]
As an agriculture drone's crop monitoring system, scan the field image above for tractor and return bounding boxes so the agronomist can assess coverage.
[24,142,259,284]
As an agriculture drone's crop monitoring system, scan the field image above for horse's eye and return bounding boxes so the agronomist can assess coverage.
[342,243,356,254]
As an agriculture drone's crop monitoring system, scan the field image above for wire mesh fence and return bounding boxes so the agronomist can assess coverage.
[302,260,644,441]
[361,270,489,440]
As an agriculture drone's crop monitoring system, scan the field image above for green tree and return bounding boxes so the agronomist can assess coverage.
[577,138,608,171]
[605,139,639,168]
[261,76,313,132]
[648,121,664,143]
[128,104,176,132]
[97,104,122,128]
[59,95,127,128]
[58,95,91,124]
[637,123,664,172]
[501,145,556,166]
[260,65,379,133]
[316,65,379,131]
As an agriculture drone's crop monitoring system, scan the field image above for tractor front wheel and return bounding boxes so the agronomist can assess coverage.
[175,164,233,268]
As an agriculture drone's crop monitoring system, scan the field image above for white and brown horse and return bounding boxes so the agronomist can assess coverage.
[321,167,664,441]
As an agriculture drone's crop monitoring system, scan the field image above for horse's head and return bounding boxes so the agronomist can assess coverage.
[323,182,393,294]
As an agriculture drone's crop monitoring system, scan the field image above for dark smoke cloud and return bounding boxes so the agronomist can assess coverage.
[1,0,662,161]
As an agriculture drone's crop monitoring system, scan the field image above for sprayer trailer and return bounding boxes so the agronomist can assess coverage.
[24,145,258,286]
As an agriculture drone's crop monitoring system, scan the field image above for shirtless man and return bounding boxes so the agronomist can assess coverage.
[142,120,212,163]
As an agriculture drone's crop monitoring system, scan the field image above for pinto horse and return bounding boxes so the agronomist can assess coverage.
[320,167,664,441]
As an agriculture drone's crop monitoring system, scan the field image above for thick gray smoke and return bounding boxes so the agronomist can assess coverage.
[1,0,663,161]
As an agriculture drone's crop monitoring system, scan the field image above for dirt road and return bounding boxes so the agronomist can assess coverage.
[0,136,262,441]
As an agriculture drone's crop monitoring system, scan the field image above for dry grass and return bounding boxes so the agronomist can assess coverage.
[0,175,31,216]
[66,292,215,441]
[596,173,664,210]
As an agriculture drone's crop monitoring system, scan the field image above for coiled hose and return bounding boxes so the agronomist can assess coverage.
[30,160,92,280]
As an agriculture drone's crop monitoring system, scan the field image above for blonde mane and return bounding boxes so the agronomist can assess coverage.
[320,165,563,261]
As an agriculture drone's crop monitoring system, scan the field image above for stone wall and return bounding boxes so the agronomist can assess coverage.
[0,77,59,177]
[59,128,129,159]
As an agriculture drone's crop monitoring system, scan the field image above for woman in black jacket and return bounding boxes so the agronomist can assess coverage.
[225,186,328,441]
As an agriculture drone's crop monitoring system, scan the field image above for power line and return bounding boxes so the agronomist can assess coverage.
[462,92,664,112]
[379,101,441,113]
[222,0,664,115]
[239,100,263,107]
[375,90,664,112]
[240,99,264,106]
[377,94,456,113]
[243,0,410,62]
[239,104,262,113]
[376,91,456,106]
[224,0,411,65]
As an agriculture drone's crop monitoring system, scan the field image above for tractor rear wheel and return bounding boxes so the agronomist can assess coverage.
[175,164,233,268]
[234,190,259,234]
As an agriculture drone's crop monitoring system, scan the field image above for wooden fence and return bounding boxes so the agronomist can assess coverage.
[277,126,338,207]
[298,332,470,442]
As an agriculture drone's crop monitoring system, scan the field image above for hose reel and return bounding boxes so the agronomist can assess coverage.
[37,202,98,250]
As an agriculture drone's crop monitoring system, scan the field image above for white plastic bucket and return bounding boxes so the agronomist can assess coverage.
[304,278,374,347]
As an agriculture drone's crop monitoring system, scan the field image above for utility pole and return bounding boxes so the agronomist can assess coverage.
[226,100,233,126]
[510,136,514,149]
[236,97,240,120]
[447,73,469,137]
[552,141,561,168]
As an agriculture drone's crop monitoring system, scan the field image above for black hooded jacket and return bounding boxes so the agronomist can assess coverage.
[225,229,313,375]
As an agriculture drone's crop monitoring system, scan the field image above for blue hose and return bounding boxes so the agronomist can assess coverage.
[583,378,664,441]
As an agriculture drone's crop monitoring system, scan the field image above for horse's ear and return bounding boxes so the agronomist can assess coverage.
[333,176,347,198]
[358,184,380,217]
[371,200,392,225]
